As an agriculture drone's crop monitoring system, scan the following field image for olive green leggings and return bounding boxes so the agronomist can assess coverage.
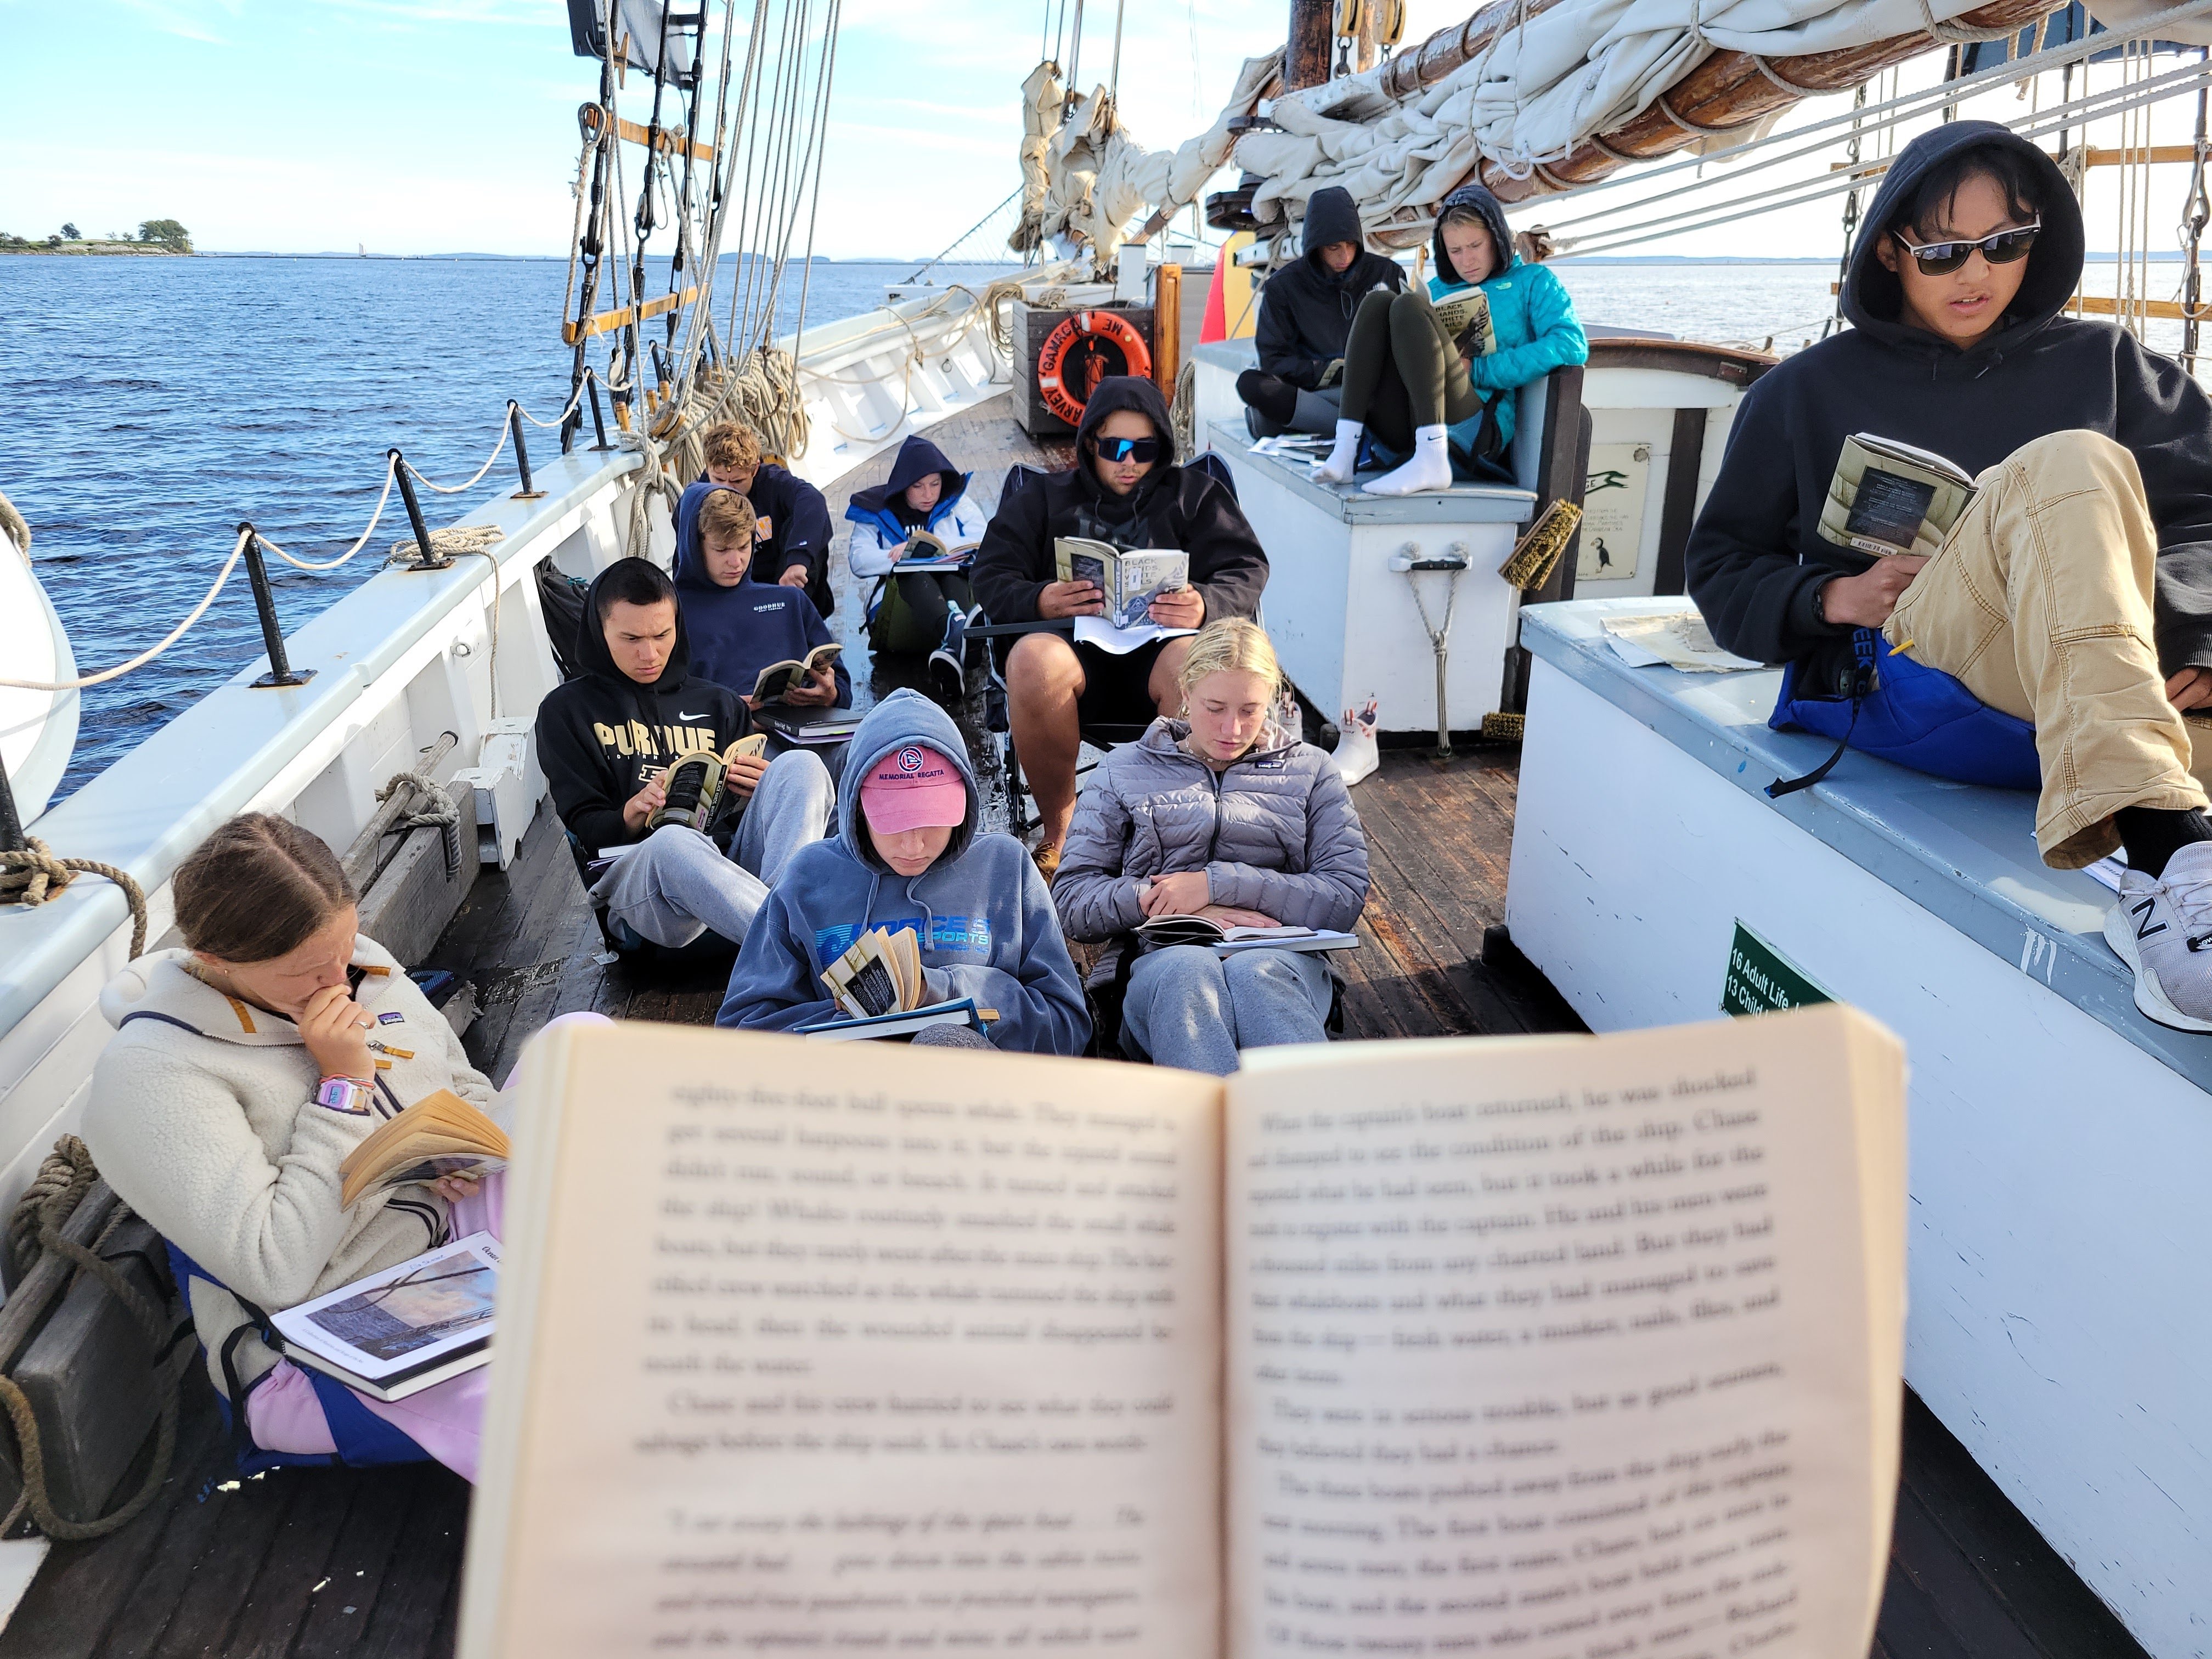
[1338,288,1488,453]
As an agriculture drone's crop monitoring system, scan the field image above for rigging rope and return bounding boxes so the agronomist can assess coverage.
[0,531,251,692]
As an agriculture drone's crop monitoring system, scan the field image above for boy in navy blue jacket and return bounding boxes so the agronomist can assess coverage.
[674,482,854,713]
[717,690,1090,1055]
[699,421,836,619]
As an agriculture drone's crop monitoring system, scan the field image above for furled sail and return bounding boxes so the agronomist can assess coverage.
[1017,0,2078,262]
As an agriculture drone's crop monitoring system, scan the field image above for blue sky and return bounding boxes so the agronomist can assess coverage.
[3,1,2192,264]
[0,0,1482,259]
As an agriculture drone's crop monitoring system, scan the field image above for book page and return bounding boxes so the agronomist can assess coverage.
[1224,1006,1905,1659]
[462,1024,1226,1659]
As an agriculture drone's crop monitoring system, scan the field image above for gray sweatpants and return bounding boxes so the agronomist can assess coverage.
[1120,944,1335,1076]
[590,748,836,949]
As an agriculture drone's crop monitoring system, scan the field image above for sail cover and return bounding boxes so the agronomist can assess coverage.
[1020,0,2122,260]
[566,0,697,85]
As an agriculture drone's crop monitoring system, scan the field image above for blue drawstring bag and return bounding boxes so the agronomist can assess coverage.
[1769,627,2040,797]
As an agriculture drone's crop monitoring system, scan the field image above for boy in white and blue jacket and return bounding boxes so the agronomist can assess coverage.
[716,690,1091,1054]
[844,434,989,700]
[1314,181,1588,496]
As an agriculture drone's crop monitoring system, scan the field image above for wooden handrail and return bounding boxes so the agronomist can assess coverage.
[2070,294,2208,320]
[562,284,702,345]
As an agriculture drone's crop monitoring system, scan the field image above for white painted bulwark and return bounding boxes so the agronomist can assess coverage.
[1506,599,2212,1658]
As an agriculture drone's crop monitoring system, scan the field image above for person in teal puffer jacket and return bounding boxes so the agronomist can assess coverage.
[1314,180,1588,496]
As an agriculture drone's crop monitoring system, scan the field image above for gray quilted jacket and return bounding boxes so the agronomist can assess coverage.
[1054,716,1370,974]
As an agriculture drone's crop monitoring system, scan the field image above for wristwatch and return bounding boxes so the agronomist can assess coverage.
[313,1076,374,1116]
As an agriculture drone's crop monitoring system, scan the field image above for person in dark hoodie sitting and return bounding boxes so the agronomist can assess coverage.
[844,432,990,701]
[535,557,837,958]
[1685,121,2212,1035]
[972,375,1270,877]
[673,481,853,714]
[716,689,1089,1055]
[1238,185,1406,440]
[700,421,837,619]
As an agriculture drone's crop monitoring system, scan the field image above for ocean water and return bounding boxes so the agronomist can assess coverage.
[0,255,1022,800]
[4,253,2199,802]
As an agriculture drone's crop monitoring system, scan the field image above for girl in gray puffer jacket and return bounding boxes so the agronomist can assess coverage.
[1054,619,1370,1074]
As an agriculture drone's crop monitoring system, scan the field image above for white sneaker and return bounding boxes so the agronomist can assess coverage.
[2104,839,2212,1031]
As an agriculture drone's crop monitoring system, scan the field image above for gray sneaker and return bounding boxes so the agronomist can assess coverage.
[2104,839,2212,1031]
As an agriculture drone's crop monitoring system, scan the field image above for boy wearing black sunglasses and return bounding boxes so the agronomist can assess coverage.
[1688,121,2212,1032]
[973,376,1270,874]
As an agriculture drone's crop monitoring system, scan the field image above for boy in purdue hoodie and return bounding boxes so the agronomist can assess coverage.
[1685,121,2212,1032]
[716,690,1089,1054]
[534,557,836,955]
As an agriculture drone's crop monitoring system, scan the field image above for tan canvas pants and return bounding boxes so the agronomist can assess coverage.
[1884,428,2211,868]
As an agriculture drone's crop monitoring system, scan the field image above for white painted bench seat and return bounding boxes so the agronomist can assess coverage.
[1506,596,2211,1659]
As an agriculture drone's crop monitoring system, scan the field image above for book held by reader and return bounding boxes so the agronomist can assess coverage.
[750,642,842,703]
[1819,432,1979,558]
[811,924,995,1039]
[337,1087,510,1208]
[893,528,979,571]
[1055,537,1190,630]
[271,1232,499,1402]
[1136,915,1360,955]
[461,1005,1908,1659]
[1431,287,1497,358]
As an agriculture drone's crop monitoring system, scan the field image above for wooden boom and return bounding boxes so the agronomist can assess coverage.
[1475,0,2066,207]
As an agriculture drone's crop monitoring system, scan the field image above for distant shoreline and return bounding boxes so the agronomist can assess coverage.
[2,244,183,257]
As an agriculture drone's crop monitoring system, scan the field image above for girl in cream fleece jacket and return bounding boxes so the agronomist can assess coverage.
[83,815,507,1477]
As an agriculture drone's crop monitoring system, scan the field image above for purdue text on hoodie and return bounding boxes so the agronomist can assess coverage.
[716,690,1090,1054]
[535,563,757,857]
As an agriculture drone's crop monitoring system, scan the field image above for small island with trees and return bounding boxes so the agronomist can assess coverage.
[0,220,192,255]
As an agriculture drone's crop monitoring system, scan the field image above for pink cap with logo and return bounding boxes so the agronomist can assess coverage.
[859,744,968,835]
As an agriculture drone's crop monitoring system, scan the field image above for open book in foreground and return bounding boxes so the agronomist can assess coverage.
[461,1006,1905,1659]
[1136,915,1360,954]
[270,1232,500,1402]
[751,643,843,703]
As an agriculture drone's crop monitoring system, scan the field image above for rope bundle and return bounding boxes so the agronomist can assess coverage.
[0,1137,190,1542]
[0,841,148,959]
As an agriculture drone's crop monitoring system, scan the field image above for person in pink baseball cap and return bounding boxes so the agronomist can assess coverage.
[716,689,1090,1054]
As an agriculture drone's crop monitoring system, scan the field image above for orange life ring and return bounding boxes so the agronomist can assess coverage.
[1036,311,1153,426]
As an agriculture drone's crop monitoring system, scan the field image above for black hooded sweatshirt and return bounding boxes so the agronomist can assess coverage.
[971,375,1270,626]
[1254,186,1407,390]
[534,565,757,857]
[1685,120,2212,685]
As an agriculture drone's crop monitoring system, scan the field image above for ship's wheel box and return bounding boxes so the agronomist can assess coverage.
[1013,300,1155,438]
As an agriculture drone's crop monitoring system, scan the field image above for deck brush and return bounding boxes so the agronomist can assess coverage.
[1497,499,1582,591]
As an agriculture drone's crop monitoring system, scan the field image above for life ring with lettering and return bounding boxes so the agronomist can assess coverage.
[1036,311,1152,426]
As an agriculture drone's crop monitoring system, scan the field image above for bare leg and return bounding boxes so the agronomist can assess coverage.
[1148,635,1194,716]
[1008,631,1088,851]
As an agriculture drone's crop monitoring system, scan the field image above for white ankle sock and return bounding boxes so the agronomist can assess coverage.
[1313,419,1364,484]
[1363,425,1453,496]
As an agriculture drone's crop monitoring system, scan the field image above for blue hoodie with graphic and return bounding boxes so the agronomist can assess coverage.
[673,479,854,707]
[716,690,1090,1054]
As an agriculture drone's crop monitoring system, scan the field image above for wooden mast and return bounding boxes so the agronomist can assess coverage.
[1284,0,1335,91]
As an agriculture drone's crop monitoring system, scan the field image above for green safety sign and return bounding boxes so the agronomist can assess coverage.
[1721,921,1833,1015]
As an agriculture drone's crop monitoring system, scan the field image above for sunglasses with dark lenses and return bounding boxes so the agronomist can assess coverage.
[1892,219,2040,276]
[1090,436,1165,464]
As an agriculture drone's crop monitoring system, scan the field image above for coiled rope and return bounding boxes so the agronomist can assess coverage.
[0,844,148,957]
[0,1138,190,1542]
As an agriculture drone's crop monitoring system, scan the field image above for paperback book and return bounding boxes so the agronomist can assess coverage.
[751,643,843,703]
[1818,432,1978,558]
[813,925,997,1039]
[461,1006,1908,1659]
[894,528,979,571]
[1136,915,1360,955]
[1433,287,1497,358]
[271,1232,500,1402]
[337,1087,510,1209]
[1055,537,1189,630]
